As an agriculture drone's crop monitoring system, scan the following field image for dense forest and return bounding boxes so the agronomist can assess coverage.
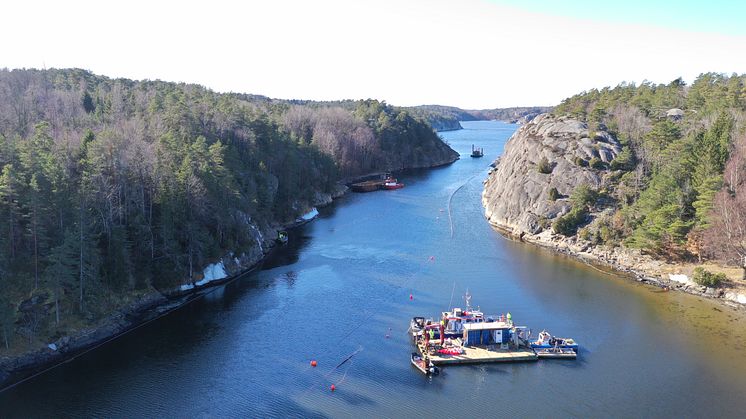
[553,73,746,266]
[0,68,456,352]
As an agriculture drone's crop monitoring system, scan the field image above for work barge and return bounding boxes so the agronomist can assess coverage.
[419,341,538,365]
[409,295,577,374]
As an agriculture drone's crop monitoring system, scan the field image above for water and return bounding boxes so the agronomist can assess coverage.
[2,121,746,418]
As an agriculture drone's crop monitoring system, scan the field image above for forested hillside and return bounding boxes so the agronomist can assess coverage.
[553,74,746,265]
[0,68,456,352]
[281,99,458,176]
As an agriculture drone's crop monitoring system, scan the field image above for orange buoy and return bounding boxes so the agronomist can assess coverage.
[330,384,336,392]
[310,360,317,367]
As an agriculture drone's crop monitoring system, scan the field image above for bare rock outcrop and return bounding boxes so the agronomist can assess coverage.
[482,114,621,235]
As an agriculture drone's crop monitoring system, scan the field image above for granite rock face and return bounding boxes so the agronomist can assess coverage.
[482,114,622,235]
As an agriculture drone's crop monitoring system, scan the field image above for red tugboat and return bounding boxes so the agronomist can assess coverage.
[383,175,404,190]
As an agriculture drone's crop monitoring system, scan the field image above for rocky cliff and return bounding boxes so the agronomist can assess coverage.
[481,113,746,309]
[482,114,621,235]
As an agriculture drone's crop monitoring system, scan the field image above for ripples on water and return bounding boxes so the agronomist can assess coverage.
[2,121,745,418]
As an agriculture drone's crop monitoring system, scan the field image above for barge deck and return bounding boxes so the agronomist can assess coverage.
[419,342,538,365]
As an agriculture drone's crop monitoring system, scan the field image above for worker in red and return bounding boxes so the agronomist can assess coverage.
[439,321,445,346]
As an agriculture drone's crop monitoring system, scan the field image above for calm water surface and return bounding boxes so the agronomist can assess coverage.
[2,121,746,418]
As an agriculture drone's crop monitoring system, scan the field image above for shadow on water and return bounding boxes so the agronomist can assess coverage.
[261,229,313,269]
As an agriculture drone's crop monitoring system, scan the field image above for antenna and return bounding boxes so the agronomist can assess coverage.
[448,281,456,310]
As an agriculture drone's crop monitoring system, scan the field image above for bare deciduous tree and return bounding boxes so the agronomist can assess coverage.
[704,132,746,266]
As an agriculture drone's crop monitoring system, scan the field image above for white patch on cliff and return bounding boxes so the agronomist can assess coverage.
[298,207,319,222]
[248,223,264,253]
[669,274,692,285]
[197,261,227,286]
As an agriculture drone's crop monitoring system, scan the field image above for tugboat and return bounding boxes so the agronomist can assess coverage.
[411,352,439,375]
[470,144,484,158]
[383,175,404,190]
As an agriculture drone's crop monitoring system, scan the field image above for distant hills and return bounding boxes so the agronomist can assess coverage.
[227,95,553,132]
[406,105,553,131]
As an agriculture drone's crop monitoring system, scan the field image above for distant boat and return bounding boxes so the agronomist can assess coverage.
[470,144,484,158]
[351,173,404,192]
[383,175,404,190]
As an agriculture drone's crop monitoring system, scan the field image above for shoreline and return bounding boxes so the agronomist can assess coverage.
[0,154,460,392]
[486,220,746,312]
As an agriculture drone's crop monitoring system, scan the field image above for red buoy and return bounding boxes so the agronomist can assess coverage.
[310,360,317,367]
[429,256,435,261]
[409,294,413,300]
[330,384,336,392]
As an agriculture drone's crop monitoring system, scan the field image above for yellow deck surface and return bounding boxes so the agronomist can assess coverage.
[421,344,538,365]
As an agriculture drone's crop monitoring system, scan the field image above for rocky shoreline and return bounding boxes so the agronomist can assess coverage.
[0,156,459,392]
[488,222,746,310]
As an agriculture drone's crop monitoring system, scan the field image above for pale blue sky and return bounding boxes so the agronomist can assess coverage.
[3,0,745,108]
[494,0,746,36]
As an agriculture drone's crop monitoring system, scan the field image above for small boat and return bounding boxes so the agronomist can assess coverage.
[535,347,577,359]
[411,352,439,375]
[470,144,484,158]
[530,330,578,352]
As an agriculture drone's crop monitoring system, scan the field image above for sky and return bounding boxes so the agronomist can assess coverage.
[2,0,746,109]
